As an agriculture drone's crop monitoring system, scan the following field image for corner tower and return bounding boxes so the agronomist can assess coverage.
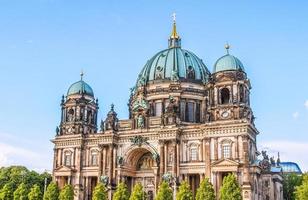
[57,72,99,136]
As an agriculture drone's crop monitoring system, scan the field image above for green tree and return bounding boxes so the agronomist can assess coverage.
[0,182,14,200]
[219,173,242,200]
[0,166,52,192]
[43,182,59,200]
[59,184,74,200]
[113,182,130,200]
[155,181,172,200]
[28,185,43,200]
[129,183,146,200]
[283,173,302,200]
[295,173,308,200]
[14,183,29,200]
[176,181,193,200]
[92,183,108,200]
[195,178,215,200]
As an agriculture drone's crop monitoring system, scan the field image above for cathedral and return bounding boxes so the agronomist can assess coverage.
[52,18,283,200]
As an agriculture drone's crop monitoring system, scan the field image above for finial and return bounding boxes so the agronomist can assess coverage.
[170,12,179,39]
[80,70,84,81]
[169,13,181,48]
[111,103,114,111]
[225,43,230,54]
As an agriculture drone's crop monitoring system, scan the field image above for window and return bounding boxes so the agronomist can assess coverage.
[239,85,245,103]
[187,102,194,122]
[195,102,201,123]
[155,102,162,116]
[220,88,230,104]
[180,101,186,121]
[222,145,231,158]
[190,147,198,161]
[91,153,98,166]
[64,152,71,166]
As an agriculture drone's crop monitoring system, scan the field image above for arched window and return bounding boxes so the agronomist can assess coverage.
[221,140,232,159]
[220,88,230,104]
[190,144,198,161]
[239,85,245,103]
[186,102,194,122]
[64,151,72,166]
[155,102,162,116]
[67,108,74,122]
[222,144,231,158]
[91,151,98,166]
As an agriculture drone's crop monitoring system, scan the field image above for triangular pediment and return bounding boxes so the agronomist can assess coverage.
[54,165,74,172]
[211,159,239,167]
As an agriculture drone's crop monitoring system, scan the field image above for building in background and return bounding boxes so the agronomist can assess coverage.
[52,18,283,200]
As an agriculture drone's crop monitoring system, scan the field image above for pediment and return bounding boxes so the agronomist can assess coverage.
[211,159,239,167]
[54,165,75,172]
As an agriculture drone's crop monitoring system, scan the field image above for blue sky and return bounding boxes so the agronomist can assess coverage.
[0,0,308,172]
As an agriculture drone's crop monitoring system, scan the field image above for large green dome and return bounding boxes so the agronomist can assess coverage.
[213,54,245,73]
[136,47,210,86]
[67,80,94,97]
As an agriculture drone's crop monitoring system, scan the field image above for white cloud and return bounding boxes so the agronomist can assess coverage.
[0,132,53,171]
[292,111,299,119]
[304,100,308,109]
[259,140,308,172]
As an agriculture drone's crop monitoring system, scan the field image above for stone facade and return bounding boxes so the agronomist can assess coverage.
[52,21,283,200]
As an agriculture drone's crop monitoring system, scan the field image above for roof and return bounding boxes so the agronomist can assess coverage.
[136,47,210,86]
[213,54,245,73]
[280,162,302,174]
[67,80,94,97]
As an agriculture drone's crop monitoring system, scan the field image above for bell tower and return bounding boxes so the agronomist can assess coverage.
[209,44,253,124]
[57,72,99,135]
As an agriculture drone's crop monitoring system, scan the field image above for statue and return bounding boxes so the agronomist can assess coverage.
[130,135,148,147]
[171,70,179,81]
[270,157,276,166]
[117,156,124,166]
[152,153,160,164]
[137,115,144,128]
[261,150,269,160]
[100,176,109,185]
[137,76,146,87]
[55,126,59,136]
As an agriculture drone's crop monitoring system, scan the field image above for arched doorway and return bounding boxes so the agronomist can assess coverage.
[120,146,159,200]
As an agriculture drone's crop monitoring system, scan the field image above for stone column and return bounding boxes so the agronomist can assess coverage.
[235,136,239,160]
[214,138,218,160]
[176,141,180,177]
[171,140,177,177]
[102,146,107,175]
[98,147,102,182]
[159,141,165,177]
[164,142,168,173]
[108,144,114,185]
[113,146,117,181]
[204,138,211,178]
[53,148,57,170]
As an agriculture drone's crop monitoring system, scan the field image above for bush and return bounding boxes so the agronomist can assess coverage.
[59,184,74,200]
[43,182,59,200]
[113,182,130,200]
[92,183,108,200]
[219,173,242,200]
[129,183,146,200]
[176,181,193,200]
[14,183,29,200]
[28,184,43,200]
[155,181,172,200]
[195,178,215,200]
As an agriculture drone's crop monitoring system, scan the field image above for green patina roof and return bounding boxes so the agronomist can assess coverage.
[213,54,245,73]
[67,80,94,97]
[136,47,210,85]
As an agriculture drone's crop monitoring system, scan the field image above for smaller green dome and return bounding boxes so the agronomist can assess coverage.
[67,80,94,97]
[213,54,245,73]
